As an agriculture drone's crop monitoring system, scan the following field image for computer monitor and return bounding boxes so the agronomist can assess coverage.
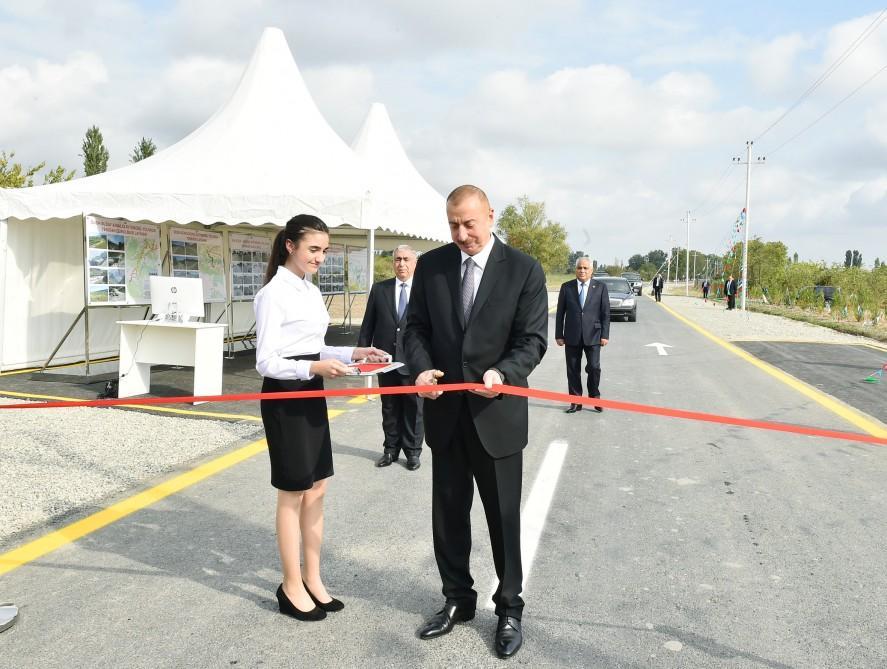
[149,276,205,321]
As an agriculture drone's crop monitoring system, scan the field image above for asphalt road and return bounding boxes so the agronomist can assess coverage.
[2,298,886,668]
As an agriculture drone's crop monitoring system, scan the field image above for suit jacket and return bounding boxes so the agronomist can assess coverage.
[652,276,664,290]
[358,277,410,375]
[404,238,548,458]
[725,279,737,296]
[555,279,610,347]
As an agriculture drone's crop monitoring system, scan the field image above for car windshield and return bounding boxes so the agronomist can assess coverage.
[600,278,632,293]
[622,273,640,279]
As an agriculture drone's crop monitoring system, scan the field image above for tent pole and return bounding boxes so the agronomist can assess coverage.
[81,214,92,376]
[0,218,7,372]
[364,198,375,395]
[40,308,86,372]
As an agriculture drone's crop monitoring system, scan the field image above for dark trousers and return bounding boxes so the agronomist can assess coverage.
[654,287,662,302]
[703,287,709,300]
[431,402,524,618]
[565,343,602,398]
[727,294,736,310]
[377,372,424,457]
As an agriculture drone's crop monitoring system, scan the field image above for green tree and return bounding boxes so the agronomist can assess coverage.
[844,250,852,268]
[43,165,76,184]
[130,137,157,163]
[1,150,74,187]
[81,125,109,176]
[627,254,645,271]
[496,196,569,274]
[0,151,42,187]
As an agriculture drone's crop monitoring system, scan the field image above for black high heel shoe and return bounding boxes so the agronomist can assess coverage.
[303,580,345,612]
[276,584,326,621]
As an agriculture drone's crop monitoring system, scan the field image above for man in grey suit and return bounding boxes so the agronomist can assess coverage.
[358,245,424,470]
[555,257,610,413]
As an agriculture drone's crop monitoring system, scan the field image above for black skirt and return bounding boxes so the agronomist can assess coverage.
[260,354,333,491]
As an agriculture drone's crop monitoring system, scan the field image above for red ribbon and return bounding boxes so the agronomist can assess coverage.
[1,382,885,446]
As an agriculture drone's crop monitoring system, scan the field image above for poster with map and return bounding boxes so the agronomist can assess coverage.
[169,227,226,303]
[86,216,162,305]
[318,244,345,295]
[347,246,369,293]
[229,232,273,301]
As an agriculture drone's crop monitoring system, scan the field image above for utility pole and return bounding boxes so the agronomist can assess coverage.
[733,141,765,311]
[681,210,695,296]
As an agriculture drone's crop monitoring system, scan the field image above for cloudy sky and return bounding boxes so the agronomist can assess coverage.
[1,1,885,266]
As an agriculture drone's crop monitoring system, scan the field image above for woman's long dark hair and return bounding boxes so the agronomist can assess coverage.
[264,214,329,285]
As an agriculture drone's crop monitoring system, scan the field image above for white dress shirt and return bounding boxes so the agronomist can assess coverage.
[393,276,413,314]
[254,265,354,380]
[460,235,496,302]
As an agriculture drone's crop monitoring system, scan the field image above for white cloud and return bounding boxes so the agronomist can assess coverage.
[747,33,811,93]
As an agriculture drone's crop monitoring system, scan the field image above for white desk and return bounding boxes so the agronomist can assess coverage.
[117,320,227,402]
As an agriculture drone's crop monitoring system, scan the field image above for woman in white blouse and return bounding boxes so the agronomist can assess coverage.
[255,214,387,622]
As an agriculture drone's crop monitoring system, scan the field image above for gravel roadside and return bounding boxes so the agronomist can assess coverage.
[651,293,885,345]
[0,399,263,546]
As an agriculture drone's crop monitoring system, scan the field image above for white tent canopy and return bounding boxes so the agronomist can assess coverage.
[0,27,448,371]
[352,103,447,241]
[0,27,368,228]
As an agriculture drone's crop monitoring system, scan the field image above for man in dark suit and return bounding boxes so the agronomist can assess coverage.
[555,257,610,413]
[652,272,664,302]
[702,278,711,301]
[405,185,547,659]
[358,245,424,471]
[725,274,737,310]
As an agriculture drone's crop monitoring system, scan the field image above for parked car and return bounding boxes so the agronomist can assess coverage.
[598,276,637,322]
[621,271,643,295]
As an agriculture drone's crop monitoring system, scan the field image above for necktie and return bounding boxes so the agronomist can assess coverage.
[397,282,408,320]
[579,282,586,308]
[461,257,475,321]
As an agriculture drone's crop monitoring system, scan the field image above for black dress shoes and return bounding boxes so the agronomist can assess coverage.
[375,452,398,467]
[592,401,603,413]
[564,404,582,414]
[495,616,523,659]
[417,603,475,639]
[302,581,344,612]
[405,454,421,471]
[276,584,326,621]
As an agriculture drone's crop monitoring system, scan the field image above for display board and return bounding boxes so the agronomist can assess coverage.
[169,227,226,303]
[318,244,345,295]
[346,246,369,293]
[86,215,162,305]
[230,232,273,300]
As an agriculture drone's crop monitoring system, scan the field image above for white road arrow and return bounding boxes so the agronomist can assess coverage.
[645,342,673,356]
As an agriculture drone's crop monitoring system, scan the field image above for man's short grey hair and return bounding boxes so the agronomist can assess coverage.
[575,256,592,268]
[394,244,417,257]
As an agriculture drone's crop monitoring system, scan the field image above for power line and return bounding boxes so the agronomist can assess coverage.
[768,63,887,156]
[754,8,887,142]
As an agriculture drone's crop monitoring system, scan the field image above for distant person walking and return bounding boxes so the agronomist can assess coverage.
[725,275,737,310]
[652,273,664,302]
[702,278,711,302]
[555,257,610,414]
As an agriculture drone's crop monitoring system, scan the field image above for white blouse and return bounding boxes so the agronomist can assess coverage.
[254,265,354,380]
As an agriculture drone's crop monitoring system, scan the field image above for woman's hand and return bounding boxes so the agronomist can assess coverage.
[352,346,389,363]
[310,359,351,379]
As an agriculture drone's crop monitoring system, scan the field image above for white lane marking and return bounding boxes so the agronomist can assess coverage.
[645,342,673,356]
[484,438,569,610]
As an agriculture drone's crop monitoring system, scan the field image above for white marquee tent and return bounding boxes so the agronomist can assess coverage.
[0,27,447,372]
[352,103,447,241]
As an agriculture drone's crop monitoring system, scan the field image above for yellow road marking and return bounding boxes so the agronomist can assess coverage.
[0,356,120,377]
[0,390,263,422]
[0,438,268,577]
[347,396,369,404]
[0,401,347,576]
[656,301,887,439]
